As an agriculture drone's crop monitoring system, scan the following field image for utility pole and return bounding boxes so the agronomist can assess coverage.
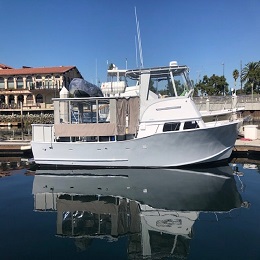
[240,60,242,93]
[222,63,225,95]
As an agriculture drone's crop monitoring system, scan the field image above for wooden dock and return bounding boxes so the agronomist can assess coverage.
[232,126,260,155]
[234,138,260,152]
[234,143,260,153]
[0,140,32,155]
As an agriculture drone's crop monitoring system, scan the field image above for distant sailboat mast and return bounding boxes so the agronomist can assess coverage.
[95,58,98,86]
[135,35,138,68]
[135,7,144,68]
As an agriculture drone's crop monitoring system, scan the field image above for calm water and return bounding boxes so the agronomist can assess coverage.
[0,159,260,260]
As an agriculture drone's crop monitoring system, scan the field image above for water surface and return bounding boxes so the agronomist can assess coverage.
[0,161,260,259]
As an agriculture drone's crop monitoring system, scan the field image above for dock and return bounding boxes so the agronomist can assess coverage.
[233,127,260,154]
[0,140,32,155]
[234,139,260,152]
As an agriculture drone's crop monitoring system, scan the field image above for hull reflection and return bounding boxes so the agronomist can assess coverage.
[32,166,243,259]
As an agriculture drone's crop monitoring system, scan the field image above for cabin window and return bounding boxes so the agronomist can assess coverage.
[163,122,180,132]
[183,121,199,130]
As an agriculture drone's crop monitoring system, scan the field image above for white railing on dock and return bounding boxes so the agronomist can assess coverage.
[193,94,260,111]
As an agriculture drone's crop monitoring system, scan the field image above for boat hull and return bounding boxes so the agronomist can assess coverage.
[31,121,238,167]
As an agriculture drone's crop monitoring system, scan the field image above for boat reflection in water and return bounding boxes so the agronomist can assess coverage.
[32,166,245,259]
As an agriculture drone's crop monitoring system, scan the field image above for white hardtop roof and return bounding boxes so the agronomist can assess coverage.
[126,64,189,80]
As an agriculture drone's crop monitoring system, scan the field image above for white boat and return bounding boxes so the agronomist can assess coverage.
[31,61,240,167]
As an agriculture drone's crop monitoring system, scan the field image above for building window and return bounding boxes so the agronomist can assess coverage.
[45,93,53,104]
[63,76,67,88]
[7,77,14,89]
[17,77,23,89]
[26,76,33,89]
[0,78,4,89]
[163,122,181,132]
[8,95,15,107]
[27,94,33,104]
[55,75,60,89]
[45,75,53,88]
[36,94,43,103]
[18,95,24,104]
[0,95,5,106]
[36,76,43,89]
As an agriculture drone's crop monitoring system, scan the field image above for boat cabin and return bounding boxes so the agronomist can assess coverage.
[32,61,204,143]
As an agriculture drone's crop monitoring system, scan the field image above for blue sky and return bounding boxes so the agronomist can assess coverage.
[0,0,259,89]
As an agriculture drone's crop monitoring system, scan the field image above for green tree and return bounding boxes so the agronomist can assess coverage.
[156,80,185,97]
[232,69,239,91]
[241,61,260,94]
[157,81,172,96]
[195,74,229,96]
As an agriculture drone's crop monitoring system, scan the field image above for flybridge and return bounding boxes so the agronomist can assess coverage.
[125,61,193,99]
[101,60,194,100]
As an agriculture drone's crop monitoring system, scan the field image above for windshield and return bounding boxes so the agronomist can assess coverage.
[149,72,192,97]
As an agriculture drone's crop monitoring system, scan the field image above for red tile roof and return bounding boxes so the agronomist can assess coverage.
[0,64,14,69]
[0,66,77,76]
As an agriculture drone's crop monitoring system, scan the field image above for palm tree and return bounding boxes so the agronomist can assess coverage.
[241,62,260,94]
[232,69,239,91]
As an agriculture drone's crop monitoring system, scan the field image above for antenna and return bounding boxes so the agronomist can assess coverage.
[135,7,144,68]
